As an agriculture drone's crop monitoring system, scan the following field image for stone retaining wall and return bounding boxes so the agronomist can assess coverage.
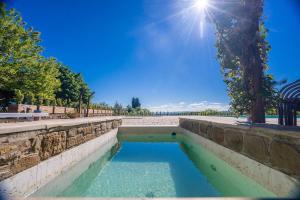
[179,118,300,180]
[0,118,122,181]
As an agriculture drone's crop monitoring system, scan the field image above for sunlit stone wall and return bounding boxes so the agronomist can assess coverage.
[0,118,122,181]
[179,118,300,180]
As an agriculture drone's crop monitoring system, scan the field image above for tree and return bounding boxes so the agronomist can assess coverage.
[86,91,95,117]
[212,0,278,123]
[55,64,91,107]
[0,3,60,106]
[113,102,123,115]
[55,65,80,106]
[15,89,24,104]
[126,105,133,113]
[77,75,92,105]
[27,57,61,102]
[131,97,141,109]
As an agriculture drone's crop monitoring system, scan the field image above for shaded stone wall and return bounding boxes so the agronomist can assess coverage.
[0,119,122,181]
[179,118,300,180]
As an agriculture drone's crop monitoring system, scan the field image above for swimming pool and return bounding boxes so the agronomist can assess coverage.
[32,132,276,198]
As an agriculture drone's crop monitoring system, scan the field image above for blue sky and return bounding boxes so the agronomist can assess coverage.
[6,0,300,111]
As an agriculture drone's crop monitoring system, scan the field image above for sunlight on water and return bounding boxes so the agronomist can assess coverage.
[33,133,276,197]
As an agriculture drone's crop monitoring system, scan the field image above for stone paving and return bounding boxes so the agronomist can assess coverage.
[122,116,300,126]
[0,116,299,134]
[0,116,121,134]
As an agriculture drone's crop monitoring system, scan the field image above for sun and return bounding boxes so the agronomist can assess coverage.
[194,0,209,11]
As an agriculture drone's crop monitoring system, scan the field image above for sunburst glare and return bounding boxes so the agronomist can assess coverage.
[144,0,216,41]
[192,0,211,38]
[194,0,209,11]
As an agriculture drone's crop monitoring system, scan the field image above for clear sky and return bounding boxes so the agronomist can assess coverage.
[5,0,300,111]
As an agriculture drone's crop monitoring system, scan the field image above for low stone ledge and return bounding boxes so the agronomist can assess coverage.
[179,118,300,180]
[0,117,122,135]
[0,118,122,181]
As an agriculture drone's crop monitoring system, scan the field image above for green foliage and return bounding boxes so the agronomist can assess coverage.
[123,106,151,116]
[0,3,60,105]
[55,65,88,106]
[112,98,150,116]
[212,0,278,120]
[15,89,24,104]
[131,97,141,109]
[0,3,94,109]
[113,102,123,115]
[91,102,112,110]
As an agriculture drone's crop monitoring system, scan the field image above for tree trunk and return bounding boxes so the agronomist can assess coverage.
[78,93,82,117]
[241,0,266,123]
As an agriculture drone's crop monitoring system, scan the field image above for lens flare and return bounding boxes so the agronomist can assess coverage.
[194,0,209,11]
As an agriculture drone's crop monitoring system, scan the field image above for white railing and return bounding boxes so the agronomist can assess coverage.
[0,113,49,119]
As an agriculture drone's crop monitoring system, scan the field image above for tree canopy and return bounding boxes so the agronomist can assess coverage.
[0,4,60,105]
[55,64,91,107]
[131,97,141,109]
[212,0,278,122]
[0,2,93,110]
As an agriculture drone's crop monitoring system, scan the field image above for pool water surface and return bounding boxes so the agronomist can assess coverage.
[32,133,276,197]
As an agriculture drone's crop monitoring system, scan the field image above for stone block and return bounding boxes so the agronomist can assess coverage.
[30,135,42,153]
[40,132,66,160]
[211,126,225,145]
[224,129,243,152]
[199,123,209,137]
[67,136,77,149]
[270,139,300,177]
[0,165,13,181]
[118,119,122,126]
[244,134,270,163]
[0,144,19,165]
[82,126,93,135]
[75,134,84,145]
[52,131,66,155]
[112,120,119,129]
[11,153,40,174]
[0,143,17,156]
[14,139,31,154]
[206,125,213,140]
[94,127,101,136]
[84,134,95,142]
[101,122,107,133]
[179,119,188,129]
[187,121,198,134]
[77,127,85,135]
[67,128,77,137]
[106,122,112,131]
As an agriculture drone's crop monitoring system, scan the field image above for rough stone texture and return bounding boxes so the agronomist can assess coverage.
[100,122,107,133]
[67,128,77,137]
[0,165,13,180]
[11,153,40,174]
[0,119,122,181]
[199,122,210,137]
[40,132,66,160]
[179,118,300,180]
[244,134,270,163]
[224,130,243,152]
[211,127,224,145]
[270,138,300,177]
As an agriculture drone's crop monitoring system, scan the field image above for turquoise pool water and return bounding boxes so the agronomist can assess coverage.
[33,133,276,198]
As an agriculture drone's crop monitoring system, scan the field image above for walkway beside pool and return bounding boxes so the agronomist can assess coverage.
[122,116,300,127]
[0,116,299,134]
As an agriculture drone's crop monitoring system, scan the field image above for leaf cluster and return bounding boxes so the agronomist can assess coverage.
[0,3,92,108]
[212,0,278,116]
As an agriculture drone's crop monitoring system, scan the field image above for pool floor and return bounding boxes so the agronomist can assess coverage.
[33,133,276,198]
